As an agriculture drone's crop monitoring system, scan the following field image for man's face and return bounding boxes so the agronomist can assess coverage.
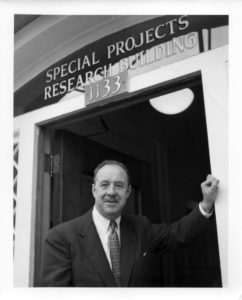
[92,164,131,220]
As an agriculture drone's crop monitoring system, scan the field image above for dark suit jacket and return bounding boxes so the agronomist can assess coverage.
[40,206,210,287]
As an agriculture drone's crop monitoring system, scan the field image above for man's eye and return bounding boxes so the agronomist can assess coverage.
[116,184,124,189]
[101,183,108,187]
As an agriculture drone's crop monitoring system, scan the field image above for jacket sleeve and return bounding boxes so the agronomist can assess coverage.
[147,205,211,253]
[40,227,72,287]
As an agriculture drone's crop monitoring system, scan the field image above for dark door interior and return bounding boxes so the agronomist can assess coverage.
[42,75,222,287]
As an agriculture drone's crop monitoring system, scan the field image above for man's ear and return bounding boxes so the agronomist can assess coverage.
[92,183,96,197]
[127,185,132,198]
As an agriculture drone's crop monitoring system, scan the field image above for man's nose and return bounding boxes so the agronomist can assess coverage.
[107,184,115,196]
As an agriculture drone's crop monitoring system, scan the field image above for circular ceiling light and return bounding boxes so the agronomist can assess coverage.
[149,88,194,115]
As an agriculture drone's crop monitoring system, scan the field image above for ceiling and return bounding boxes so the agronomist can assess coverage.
[14,15,40,33]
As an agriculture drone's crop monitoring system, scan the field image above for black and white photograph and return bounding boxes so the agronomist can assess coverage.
[0,1,242,300]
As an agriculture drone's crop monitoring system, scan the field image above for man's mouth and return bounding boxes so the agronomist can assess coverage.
[104,199,118,203]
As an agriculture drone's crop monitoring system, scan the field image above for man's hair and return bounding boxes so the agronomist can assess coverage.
[93,160,130,185]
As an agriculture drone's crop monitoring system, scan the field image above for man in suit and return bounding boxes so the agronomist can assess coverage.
[40,159,219,287]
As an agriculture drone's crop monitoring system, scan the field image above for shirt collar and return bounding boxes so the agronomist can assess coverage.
[92,206,121,234]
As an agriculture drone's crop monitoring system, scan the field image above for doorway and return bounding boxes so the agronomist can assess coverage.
[36,73,221,287]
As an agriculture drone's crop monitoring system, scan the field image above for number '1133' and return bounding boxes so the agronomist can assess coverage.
[85,73,127,104]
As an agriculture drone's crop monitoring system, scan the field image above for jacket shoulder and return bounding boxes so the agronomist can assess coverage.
[46,210,92,240]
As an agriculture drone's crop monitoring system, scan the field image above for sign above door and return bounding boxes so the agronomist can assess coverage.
[14,15,228,116]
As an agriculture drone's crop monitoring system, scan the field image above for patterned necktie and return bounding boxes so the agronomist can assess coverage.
[108,220,121,287]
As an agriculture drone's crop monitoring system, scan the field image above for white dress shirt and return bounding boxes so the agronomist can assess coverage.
[92,206,121,268]
[199,202,213,218]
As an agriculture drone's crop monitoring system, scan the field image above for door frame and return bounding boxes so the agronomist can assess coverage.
[34,71,204,286]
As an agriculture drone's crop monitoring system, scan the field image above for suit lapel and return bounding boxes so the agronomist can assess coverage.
[78,210,116,287]
[120,216,137,287]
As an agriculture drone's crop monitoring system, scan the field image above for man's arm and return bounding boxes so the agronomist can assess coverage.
[40,227,72,287]
[147,175,219,252]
